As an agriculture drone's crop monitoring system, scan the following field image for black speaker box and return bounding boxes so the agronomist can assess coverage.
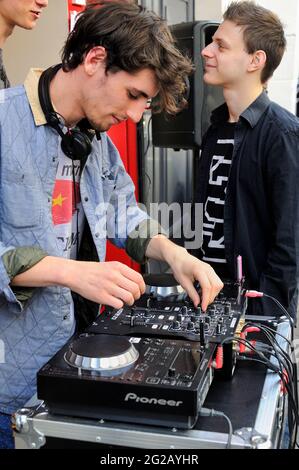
[152,21,224,149]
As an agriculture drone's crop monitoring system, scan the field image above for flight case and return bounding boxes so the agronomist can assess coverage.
[13,317,292,449]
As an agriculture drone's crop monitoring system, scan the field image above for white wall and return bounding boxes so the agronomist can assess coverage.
[195,0,299,113]
[258,0,299,113]
[195,0,223,21]
[3,0,299,112]
[4,0,68,86]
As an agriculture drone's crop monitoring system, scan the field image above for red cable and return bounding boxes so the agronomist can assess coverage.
[245,290,264,298]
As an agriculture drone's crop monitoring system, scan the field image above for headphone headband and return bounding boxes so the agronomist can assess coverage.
[38,64,93,161]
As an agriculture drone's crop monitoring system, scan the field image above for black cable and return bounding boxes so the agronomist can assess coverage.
[226,301,298,448]
[252,324,294,382]
[234,327,299,449]
[223,336,269,361]
[243,322,295,395]
[143,115,153,158]
[225,332,298,448]
[199,407,233,449]
[245,292,298,442]
[143,171,152,208]
[225,332,296,415]
[248,322,298,435]
[262,293,294,328]
[72,159,80,261]
[141,115,153,206]
[251,341,290,448]
[244,321,292,347]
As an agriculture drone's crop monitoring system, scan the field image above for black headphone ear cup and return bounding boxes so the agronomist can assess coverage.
[61,128,92,160]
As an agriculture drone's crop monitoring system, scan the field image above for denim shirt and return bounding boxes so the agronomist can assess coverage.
[0,75,149,413]
[194,92,299,319]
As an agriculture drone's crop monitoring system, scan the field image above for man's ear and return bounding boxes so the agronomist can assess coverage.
[84,46,107,76]
[248,50,266,73]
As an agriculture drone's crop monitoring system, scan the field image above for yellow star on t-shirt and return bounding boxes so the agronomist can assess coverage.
[52,193,67,207]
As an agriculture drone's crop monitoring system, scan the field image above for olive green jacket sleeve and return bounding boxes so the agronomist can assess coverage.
[2,246,48,305]
[125,218,167,264]
[2,219,164,303]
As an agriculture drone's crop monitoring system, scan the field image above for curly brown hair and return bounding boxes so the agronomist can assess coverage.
[61,3,193,115]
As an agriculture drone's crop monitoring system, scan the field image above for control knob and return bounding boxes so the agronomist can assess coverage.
[172,321,180,330]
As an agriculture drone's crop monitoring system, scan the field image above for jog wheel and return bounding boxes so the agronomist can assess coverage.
[64,334,139,374]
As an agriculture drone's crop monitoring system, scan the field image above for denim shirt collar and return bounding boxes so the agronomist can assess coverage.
[211,91,271,128]
[24,68,47,126]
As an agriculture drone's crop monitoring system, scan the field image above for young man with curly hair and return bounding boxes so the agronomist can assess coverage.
[0,3,223,447]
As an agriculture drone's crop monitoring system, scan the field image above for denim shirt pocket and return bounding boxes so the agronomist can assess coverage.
[1,169,42,229]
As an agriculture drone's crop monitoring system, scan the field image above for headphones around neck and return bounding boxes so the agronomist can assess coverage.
[38,64,94,161]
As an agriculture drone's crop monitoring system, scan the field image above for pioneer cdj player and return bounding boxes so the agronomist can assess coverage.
[37,279,246,429]
[37,334,216,428]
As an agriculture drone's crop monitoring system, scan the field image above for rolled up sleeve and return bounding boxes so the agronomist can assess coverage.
[1,246,48,308]
[126,218,167,264]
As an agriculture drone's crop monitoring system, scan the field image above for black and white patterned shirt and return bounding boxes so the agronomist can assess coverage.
[0,49,10,89]
[201,122,235,271]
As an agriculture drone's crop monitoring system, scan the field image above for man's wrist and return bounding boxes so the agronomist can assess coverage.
[165,244,188,267]
[150,235,187,265]
[54,258,75,288]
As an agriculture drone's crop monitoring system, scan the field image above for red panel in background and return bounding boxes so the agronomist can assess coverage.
[67,0,84,29]
[67,0,83,13]
[67,2,141,272]
[106,121,140,273]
